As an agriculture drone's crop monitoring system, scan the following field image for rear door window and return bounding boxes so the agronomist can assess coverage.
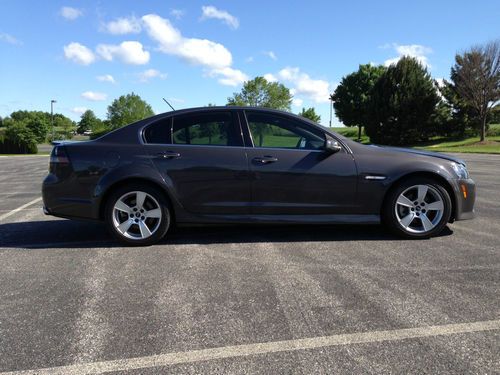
[172,112,243,147]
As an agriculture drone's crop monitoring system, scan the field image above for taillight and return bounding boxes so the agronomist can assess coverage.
[49,146,70,173]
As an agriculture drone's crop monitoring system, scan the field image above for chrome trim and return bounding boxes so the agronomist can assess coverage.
[364,175,387,180]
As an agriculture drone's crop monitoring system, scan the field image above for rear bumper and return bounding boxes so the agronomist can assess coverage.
[451,178,476,221]
[42,173,98,220]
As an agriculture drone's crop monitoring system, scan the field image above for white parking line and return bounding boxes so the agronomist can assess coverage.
[0,197,42,222]
[2,319,499,375]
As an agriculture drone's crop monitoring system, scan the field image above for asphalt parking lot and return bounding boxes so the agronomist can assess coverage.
[0,154,499,374]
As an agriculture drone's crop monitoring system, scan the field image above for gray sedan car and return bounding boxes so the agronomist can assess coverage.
[42,107,475,245]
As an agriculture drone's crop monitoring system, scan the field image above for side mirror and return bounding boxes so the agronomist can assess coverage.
[324,136,342,154]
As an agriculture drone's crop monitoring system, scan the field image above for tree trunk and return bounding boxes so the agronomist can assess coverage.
[480,115,486,142]
[358,125,362,142]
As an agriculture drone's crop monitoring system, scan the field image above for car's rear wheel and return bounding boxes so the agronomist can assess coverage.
[105,183,170,246]
[383,177,452,238]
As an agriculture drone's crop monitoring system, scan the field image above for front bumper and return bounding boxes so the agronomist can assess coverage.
[451,178,476,221]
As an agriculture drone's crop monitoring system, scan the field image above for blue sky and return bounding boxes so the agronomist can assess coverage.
[1,1,499,125]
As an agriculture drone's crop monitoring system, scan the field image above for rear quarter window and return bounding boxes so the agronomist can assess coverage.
[143,117,172,144]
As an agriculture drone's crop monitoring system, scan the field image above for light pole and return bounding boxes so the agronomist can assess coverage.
[51,100,57,140]
[329,94,333,128]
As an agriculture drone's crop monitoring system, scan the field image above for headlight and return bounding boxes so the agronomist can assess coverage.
[451,162,469,179]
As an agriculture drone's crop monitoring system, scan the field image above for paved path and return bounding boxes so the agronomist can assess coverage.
[0,154,498,374]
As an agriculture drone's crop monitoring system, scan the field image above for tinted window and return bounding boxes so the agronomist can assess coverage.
[246,112,324,150]
[173,112,242,147]
[143,117,172,144]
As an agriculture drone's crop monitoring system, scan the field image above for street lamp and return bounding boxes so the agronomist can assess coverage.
[51,100,57,141]
[328,94,334,128]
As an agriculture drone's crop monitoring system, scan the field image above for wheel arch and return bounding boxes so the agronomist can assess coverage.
[98,177,176,222]
[382,171,457,222]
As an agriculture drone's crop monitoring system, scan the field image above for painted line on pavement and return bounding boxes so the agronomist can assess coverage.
[0,197,42,221]
[2,319,499,374]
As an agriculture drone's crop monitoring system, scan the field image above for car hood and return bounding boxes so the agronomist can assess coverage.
[370,145,466,165]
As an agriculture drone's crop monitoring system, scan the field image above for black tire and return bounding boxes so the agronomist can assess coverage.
[104,183,170,246]
[382,177,452,238]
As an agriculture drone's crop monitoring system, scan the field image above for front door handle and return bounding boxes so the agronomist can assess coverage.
[156,151,181,159]
[253,156,278,164]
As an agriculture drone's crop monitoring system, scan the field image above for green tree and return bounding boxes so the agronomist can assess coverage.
[365,56,440,145]
[449,40,500,141]
[107,93,155,130]
[331,64,386,140]
[10,110,50,143]
[298,107,321,123]
[53,114,76,140]
[436,80,476,137]
[227,76,292,110]
[2,118,38,154]
[77,110,102,134]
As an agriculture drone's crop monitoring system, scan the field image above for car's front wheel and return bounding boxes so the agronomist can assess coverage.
[383,177,452,238]
[105,183,170,246]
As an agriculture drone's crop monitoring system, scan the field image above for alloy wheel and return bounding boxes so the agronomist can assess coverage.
[394,184,444,234]
[112,191,162,240]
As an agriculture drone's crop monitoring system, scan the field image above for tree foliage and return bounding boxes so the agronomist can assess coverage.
[9,110,50,143]
[1,118,38,154]
[77,110,102,134]
[365,57,440,145]
[449,40,500,141]
[53,114,76,140]
[298,107,321,123]
[227,76,292,111]
[107,93,155,130]
[332,64,386,139]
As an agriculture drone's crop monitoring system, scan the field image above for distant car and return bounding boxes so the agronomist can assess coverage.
[42,107,475,245]
[83,130,93,136]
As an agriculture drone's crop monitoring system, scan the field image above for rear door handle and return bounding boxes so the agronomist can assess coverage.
[156,151,181,159]
[253,156,278,164]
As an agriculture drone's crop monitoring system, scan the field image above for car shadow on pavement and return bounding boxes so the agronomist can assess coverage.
[0,219,454,249]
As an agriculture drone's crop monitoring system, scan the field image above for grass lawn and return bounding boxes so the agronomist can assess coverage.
[328,124,500,154]
[416,136,500,154]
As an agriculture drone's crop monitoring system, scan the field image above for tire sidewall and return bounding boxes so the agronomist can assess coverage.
[105,183,170,246]
[383,177,452,238]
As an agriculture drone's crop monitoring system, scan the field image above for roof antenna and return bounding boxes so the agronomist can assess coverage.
[162,98,176,111]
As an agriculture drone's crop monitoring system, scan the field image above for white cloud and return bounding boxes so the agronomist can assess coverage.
[81,91,107,101]
[383,43,432,68]
[201,5,239,29]
[142,14,246,86]
[263,73,278,83]
[60,6,83,20]
[209,67,248,86]
[64,42,96,65]
[278,67,331,103]
[97,74,116,84]
[170,9,185,19]
[263,51,277,60]
[138,69,167,82]
[435,78,446,87]
[102,16,141,35]
[292,98,303,107]
[96,41,150,65]
[71,107,87,115]
[142,14,231,68]
[0,32,22,45]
